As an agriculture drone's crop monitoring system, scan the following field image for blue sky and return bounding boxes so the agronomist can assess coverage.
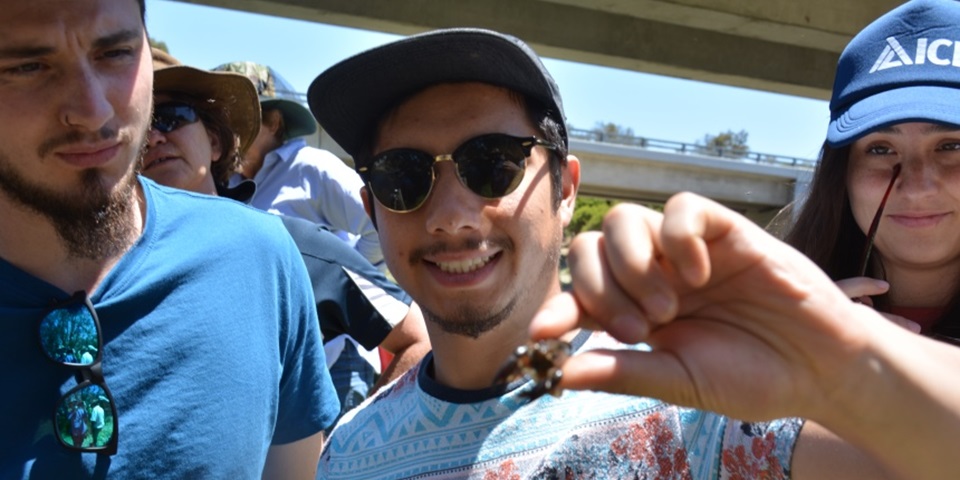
[145,0,831,161]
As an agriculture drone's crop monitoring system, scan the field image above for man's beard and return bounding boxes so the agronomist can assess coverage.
[422,295,518,339]
[0,134,143,261]
[417,233,562,340]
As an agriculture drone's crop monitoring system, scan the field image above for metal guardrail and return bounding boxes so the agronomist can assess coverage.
[569,128,817,169]
[284,84,817,170]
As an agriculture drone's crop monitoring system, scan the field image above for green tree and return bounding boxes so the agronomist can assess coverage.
[566,196,617,237]
[592,121,634,139]
[149,38,169,53]
[696,129,749,158]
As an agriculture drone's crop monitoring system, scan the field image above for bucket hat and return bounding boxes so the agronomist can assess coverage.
[151,48,261,154]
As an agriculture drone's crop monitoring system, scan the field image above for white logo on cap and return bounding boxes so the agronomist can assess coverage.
[870,36,960,73]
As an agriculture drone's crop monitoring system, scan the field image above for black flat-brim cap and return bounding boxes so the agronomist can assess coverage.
[307,28,567,163]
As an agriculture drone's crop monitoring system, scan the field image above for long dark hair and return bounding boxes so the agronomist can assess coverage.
[783,141,960,335]
[783,143,865,280]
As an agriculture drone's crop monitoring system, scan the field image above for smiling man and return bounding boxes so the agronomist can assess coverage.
[0,1,338,478]
[307,28,851,479]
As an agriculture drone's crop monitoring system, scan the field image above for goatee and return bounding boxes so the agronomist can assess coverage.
[423,297,517,339]
[0,131,142,260]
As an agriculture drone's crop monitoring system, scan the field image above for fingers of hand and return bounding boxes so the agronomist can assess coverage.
[835,277,890,300]
[597,204,677,326]
[657,193,721,288]
[557,230,651,342]
[530,292,605,339]
[877,312,921,333]
[556,349,700,407]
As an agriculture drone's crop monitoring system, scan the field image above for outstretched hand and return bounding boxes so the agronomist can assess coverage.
[531,193,885,422]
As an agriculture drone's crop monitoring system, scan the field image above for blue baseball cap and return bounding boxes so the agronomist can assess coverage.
[827,0,960,147]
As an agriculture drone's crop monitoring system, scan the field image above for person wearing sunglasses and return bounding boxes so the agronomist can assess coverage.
[0,2,339,478]
[140,51,259,200]
[210,61,387,273]
[776,0,960,345]
[307,28,896,479]
[143,48,431,432]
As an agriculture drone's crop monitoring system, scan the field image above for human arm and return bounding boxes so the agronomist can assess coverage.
[530,193,960,480]
[262,431,325,480]
[371,302,431,393]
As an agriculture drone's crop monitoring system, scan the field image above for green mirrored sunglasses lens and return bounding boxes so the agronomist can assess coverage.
[55,384,116,450]
[39,302,99,366]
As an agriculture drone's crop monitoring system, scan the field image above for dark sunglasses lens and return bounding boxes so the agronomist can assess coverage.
[39,302,99,366]
[55,384,116,450]
[369,151,436,211]
[456,136,526,198]
[152,104,198,133]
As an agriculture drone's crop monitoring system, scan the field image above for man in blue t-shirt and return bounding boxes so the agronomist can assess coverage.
[0,1,339,478]
[141,48,431,430]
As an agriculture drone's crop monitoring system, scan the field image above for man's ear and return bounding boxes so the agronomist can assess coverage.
[558,155,581,227]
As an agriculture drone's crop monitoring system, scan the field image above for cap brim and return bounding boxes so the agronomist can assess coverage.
[154,66,261,154]
[308,28,561,159]
[828,85,960,147]
[260,98,317,139]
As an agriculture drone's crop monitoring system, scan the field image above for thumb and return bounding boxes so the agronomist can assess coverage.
[557,349,700,406]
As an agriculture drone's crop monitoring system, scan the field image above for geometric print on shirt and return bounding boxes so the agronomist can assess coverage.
[318,331,802,480]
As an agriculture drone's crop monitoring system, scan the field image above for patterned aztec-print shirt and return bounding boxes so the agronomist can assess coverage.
[317,331,803,479]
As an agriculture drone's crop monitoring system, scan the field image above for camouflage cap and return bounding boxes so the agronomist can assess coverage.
[212,61,317,139]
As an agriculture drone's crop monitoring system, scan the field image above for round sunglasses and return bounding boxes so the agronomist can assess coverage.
[360,133,557,213]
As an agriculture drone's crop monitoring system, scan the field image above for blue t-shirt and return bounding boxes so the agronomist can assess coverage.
[2,178,339,479]
[318,331,802,479]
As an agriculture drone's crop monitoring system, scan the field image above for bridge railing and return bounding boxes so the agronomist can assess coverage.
[568,128,818,170]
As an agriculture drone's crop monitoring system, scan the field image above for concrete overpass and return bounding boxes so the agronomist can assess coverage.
[568,132,812,225]
[316,127,814,225]
[175,0,862,223]
[174,0,904,100]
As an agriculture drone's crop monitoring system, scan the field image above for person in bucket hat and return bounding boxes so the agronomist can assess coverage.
[212,61,385,270]
[783,0,960,343]
[308,27,894,479]
[142,49,260,197]
[144,51,430,431]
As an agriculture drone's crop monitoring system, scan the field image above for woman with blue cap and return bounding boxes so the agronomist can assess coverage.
[785,0,960,344]
[531,2,960,479]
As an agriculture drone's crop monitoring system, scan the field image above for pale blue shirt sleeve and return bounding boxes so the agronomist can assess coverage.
[301,148,384,271]
[251,140,385,271]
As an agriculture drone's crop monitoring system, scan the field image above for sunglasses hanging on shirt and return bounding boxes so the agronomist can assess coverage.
[38,292,119,455]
